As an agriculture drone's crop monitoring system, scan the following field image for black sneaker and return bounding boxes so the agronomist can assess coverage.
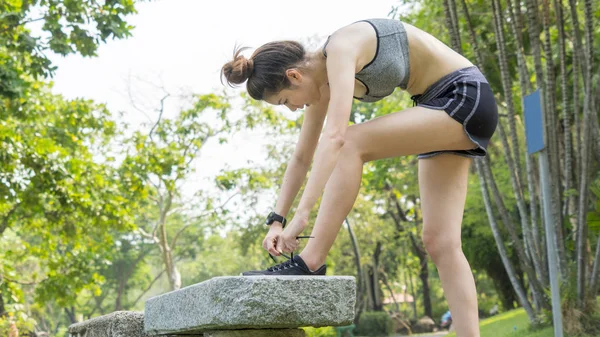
[242,254,326,276]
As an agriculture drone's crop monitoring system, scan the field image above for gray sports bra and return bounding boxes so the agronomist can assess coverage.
[322,18,411,103]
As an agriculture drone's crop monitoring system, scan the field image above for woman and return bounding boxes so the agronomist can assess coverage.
[221,18,497,337]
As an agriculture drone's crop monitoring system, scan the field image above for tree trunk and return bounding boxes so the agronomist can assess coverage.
[65,306,77,324]
[540,0,560,185]
[507,0,532,94]
[462,0,546,311]
[158,192,181,291]
[380,270,400,312]
[506,0,545,280]
[115,264,125,311]
[576,0,595,308]
[443,0,461,52]
[590,235,600,296]
[497,122,546,286]
[386,186,432,318]
[407,266,418,320]
[554,0,573,223]
[525,0,546,111]
[411,199,433,319]
[486,260,518,311]
[491,0,547,289]
[491,0,524,190]
[525,0,568,281]
[345,218,365,318]
[94,295,107,315]
[541,0,568,282]
[576,93,592,306]
[372,241,383,311]
[591,111,600,164]
[528,153,546,280]
[568,0,584,186]
[0,293,5,317]
[476,159,537,322]
[583,0,600,164]
[448,0,462,48]
[365,264,375,310]
[572,46,581,188]
[483,156,548,310]
[569,0,600,165]
[131,269,167,309]
[418,252,433,319]
[566,0,581,247]
[401,219,433,319]
[458,0,484,68]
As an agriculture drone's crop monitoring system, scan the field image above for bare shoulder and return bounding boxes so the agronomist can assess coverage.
[329,21,373,43]
[324,21,378,72]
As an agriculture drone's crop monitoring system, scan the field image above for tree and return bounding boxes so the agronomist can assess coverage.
[394,0,600,332]
[1,1,147,334]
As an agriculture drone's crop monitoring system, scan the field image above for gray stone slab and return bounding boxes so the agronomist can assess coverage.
[144,276,356,335]
[203,329,305,337]
[68,311,151,337]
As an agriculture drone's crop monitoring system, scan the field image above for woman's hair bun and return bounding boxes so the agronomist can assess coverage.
[221,46,254,86]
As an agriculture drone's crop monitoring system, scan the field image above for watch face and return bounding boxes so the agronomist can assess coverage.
[266,212,274,225]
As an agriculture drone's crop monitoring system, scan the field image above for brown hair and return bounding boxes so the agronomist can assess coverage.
[221,41,306,100]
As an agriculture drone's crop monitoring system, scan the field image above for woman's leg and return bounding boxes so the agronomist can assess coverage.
[419,154,479,337]
[299,106,475,267]
[298,106,480,336]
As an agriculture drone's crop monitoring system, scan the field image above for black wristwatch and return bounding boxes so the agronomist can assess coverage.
[265,211,287,227]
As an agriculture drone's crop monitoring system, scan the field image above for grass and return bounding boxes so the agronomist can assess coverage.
[445,306,600,337]
[445,308,554,337]
[363,297,600,337]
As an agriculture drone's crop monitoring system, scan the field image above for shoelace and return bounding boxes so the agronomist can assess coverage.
[267,235,314,270]
[410,94,422,107]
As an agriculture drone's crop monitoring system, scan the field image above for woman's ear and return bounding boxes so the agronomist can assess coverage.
[285,69,303,84]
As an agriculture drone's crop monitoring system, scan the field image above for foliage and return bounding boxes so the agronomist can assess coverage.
[1,0,599,335]
[0,82,143,334]
[0,0,139,99]
[353,311,394,336]
[1,0,143,328]
[447,308,557,337]
[302,326,337,337]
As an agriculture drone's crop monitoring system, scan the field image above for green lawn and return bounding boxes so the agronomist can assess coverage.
[446,307,600,337]
[445,308,552,337]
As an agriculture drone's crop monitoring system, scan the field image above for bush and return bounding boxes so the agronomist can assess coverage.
[303,326,337,337]
[354,311,393,336]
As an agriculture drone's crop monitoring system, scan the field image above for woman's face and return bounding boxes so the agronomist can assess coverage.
[265,69,321,111]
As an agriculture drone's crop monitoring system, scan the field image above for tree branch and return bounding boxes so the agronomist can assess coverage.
[121,245,157,289]
[0,205,19,236]
[131,269,167,308]
[0,274,47,285]
[148,93,170,142]
[0,15,46,33]
[171,192,239,249]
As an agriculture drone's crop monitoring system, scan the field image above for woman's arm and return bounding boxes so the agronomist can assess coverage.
[292,37,357,225]
[271,99,327,226]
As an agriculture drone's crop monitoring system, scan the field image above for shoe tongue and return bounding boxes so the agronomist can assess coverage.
[292,255,310,271]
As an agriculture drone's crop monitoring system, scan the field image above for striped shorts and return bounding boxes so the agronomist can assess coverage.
[411,66,498,159]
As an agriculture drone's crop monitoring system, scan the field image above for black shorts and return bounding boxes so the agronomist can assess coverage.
[411,66,498,159]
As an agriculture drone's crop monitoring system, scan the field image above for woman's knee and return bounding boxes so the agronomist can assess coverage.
[421,225,462,263]
[343,126,368,162]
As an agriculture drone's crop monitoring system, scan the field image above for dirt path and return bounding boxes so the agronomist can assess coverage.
[392,332,449,337]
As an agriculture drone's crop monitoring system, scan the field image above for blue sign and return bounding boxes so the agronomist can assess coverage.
[524,90,545,154]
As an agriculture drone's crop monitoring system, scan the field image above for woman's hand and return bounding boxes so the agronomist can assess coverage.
[263,212,309,256]
[276,214,309,254]
[263,223,284,256]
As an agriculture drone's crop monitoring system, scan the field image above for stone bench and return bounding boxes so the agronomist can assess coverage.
[68,311,149,337]
[69,276,356,337]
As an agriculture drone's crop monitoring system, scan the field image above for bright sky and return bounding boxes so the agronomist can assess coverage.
[43,0,400,213]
